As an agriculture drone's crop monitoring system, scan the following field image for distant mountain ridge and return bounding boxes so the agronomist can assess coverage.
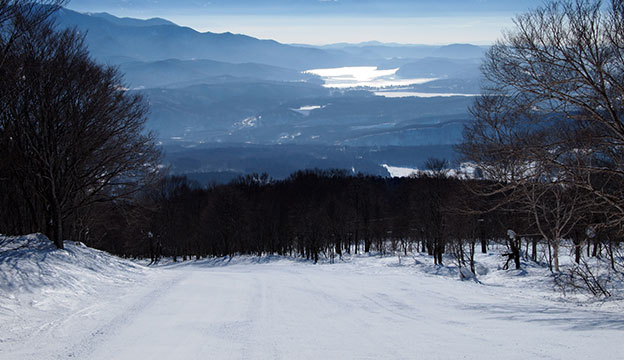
[85,12,176,27]
[396,57,481,79]
[431,43,487,59]
[55,8,487,70]
[53,8,354,69]
[51,7,480,155]
[311,42,488,62]
[118,59,321,89]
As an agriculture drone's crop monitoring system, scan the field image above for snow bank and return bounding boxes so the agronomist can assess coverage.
[0,234,153,359]
[0,233,146,297]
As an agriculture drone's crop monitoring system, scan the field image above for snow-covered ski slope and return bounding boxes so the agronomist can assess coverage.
[1,234,623,359]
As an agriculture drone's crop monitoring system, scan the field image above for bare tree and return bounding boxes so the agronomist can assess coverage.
[424,157,450,178]
[460,0,624,282]
[521,182,590,272]
[1,0,66,160]
[469,0,624,225]
[0,8,160,248]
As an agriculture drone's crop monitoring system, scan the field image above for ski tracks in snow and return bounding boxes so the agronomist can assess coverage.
[57,270,186,360]
[4,258,624,360]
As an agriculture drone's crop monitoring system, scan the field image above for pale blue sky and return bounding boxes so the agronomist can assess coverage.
[67,0,546,44]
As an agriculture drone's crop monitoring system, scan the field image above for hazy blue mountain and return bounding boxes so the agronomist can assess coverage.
[313,42,488,62]
[163,143,459,185]
[49,6,481,178]
[118,59,321,89]
[396,57,481,79]
[53,8,354,69]
[314,44,437,61]
[403,78,482,94]
[86,12,176,27]
[431,43,487,59]
[137,81,473,146]
[139,81,331,139]
[54,8,487,69]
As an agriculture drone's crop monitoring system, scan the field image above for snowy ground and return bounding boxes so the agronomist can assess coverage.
[1,235,623,359]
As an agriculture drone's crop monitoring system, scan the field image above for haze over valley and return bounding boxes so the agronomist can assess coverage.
[53,7,486,181]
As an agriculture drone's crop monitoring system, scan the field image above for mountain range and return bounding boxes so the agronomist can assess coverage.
[52,8,485,180]
[54,8,354,69]
[54,8,487,69]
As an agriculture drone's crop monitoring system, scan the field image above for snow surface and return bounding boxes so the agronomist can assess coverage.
[291,105,325,116]
[383,162,482,179]
[382,163,418,177]
[1,234,623,359]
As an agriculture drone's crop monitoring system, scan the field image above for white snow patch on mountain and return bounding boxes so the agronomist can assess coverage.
[382,163,418,177]
[291,105,325,116]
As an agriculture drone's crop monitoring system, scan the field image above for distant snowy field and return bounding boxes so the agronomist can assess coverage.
[1,234,623,359]
[382,163,481,178]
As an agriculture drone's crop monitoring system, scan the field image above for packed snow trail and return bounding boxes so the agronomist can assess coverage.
[2,237,623,359]
[59,261,624,359]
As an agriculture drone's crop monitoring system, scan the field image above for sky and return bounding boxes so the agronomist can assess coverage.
[66,0,546,45]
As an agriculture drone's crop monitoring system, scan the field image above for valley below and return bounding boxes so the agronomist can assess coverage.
[49,8,487,180]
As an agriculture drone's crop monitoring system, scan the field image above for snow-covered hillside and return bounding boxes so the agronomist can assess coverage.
[1,234,623,359]
[0,234,163,358]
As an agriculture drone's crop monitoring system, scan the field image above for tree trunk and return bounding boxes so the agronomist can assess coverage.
[51,215,63,249]
[49,192,64,249]
[469,239,476,274]
[553,240,560,272]
[609,239,615,271]
[434,239,444,265]
[547,238,553,272]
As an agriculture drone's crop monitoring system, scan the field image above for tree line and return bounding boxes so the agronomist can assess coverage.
[65,170,492,265]
[45,167,614,294]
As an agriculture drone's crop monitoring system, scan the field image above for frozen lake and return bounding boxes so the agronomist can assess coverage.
[305,66,437,89]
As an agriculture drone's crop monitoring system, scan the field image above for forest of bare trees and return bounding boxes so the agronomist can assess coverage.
[36,167,611,296]
[72,171,488,264]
